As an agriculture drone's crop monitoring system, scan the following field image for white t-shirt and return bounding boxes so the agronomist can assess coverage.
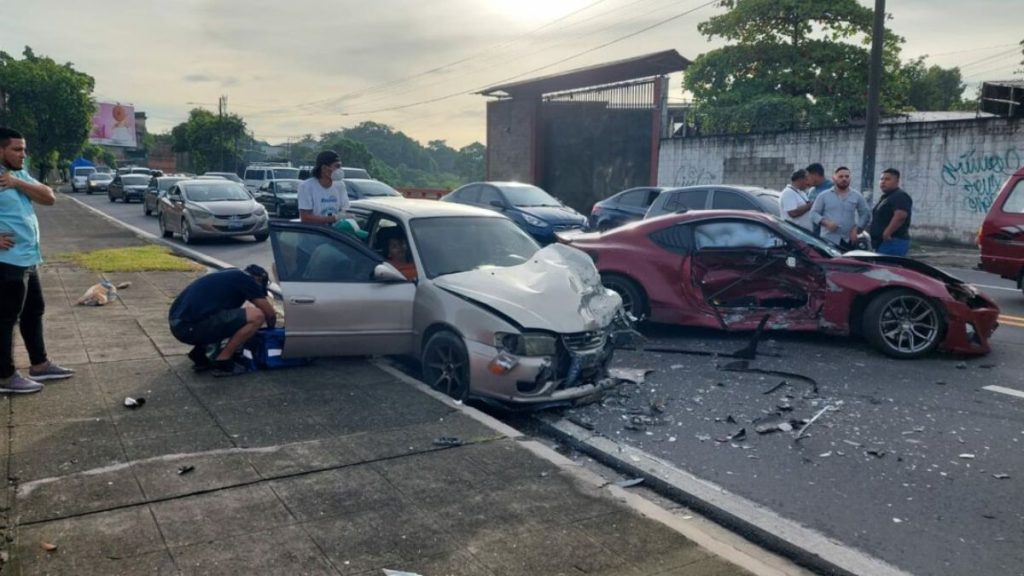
[780,185,813,230]
[297,178,349,219]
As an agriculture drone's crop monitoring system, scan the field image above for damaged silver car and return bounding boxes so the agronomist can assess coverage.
[269,199,631,405]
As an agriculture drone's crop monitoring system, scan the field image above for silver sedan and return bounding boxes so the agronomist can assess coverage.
[158,180,269,244]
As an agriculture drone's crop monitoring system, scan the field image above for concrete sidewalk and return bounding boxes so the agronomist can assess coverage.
[0,194,799,575]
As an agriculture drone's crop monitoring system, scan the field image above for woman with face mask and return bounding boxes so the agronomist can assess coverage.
[297,150,350,225]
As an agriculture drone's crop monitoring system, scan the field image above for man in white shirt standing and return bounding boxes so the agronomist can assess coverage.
[780,169,813,231]
[298,150,349,225]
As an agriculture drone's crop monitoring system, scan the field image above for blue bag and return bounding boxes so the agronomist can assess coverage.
[242,328,310,370]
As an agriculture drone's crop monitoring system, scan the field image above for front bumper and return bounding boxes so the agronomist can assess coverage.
[939,299,999,355]
[191,215,269,238]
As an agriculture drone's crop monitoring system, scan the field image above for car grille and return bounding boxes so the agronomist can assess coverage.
[562,331,606,352]
[214,213,253,220]
[554,224,584,231]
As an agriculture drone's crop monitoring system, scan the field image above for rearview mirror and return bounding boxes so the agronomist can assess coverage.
[373,263,409,283]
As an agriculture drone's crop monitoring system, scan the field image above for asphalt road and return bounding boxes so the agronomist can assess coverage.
[74,189,1024,576]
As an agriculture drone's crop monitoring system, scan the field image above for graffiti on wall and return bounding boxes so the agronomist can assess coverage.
[941,148,1020,213]
[672,164,717,187]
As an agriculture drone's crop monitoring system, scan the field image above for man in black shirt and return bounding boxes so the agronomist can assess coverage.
[168,265,277,376]
[870,168,912,256]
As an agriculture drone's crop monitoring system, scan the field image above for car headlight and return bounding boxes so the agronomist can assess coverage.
[522,213,547,227]
[189,206,214,219]
[254,205,267,216]
[495,332,558,356]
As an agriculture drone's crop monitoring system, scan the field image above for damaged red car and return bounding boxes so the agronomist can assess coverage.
[561,211,1000,358]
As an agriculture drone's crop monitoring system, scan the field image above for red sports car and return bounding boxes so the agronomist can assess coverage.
[561,211,999,358]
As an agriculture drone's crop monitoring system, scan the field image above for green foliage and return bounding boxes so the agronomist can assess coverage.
[903,58,968,111]
[685,0,907,134]
[171,108,247,173]
[337,122,436,173]
[0,46,95,177]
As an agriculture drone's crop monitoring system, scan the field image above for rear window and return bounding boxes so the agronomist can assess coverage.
[121,175,150,185]
[271,168,300,180]
[74,167,96,176]
[1002,179,1024,214]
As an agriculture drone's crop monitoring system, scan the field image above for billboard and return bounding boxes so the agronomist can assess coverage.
[89,102,137,147]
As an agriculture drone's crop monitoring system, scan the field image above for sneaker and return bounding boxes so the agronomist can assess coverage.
[28,361,75,382]
[0,372,43,394]
[212,360,248,378]
[188,346,214,372]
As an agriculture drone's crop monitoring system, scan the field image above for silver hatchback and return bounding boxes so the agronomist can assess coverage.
[269,199,631,406]
[158,180,269,244]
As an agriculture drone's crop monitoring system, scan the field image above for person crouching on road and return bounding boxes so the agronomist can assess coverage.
[168,264,277,377]
[0,127,76,394]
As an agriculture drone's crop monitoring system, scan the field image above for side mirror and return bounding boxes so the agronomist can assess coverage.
[373,263,409,283]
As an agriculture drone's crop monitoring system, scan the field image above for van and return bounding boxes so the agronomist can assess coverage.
[243,163,299,193]
[71,166,97,193]
[296,165,371,180]
[977,166,1024,294]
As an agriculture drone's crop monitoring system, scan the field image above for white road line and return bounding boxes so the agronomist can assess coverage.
[984,385,1024,400]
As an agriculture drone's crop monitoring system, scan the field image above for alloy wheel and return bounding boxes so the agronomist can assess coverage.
[876,295,940,355]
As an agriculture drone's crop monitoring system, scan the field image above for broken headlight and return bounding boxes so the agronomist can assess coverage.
[495,332,558,356]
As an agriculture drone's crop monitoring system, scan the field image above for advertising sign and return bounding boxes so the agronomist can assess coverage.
[90,102,137,147]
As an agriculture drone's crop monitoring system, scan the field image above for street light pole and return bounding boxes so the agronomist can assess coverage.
[861,0,886,201]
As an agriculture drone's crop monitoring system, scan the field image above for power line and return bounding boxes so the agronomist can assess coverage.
[913,43,1018,59]
[957,47,1021,71]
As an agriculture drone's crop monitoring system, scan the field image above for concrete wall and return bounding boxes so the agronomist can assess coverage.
[657,117,1024,244]
[486,99,537,182]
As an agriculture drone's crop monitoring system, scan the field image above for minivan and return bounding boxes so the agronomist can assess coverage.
[977,167,1024,294]
[243,164,300,193]
[71,166,96,193]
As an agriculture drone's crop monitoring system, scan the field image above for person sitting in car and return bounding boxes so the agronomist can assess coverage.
[386,236,417,280]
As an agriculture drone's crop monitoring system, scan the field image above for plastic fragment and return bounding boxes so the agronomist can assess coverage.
[992,473,1010,480]
[177,465,195,475]
[123,397,145,409]
[41,542,57,552]
[432,437,463,447]
[614,478,644,488]
[383,570,424,576]
[958,453,975,459]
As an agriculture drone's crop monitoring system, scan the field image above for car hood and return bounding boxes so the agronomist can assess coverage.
[513,205,586,225]
[842,251,965,285]
[125,185,148,190]
[433,243,622,333]
[190,200,258,215]
[277,193,298,200]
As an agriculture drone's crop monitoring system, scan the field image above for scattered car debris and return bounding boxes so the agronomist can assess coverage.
[762,380,787,395]
[819,451,833,458]
[41,542,57,552]
[432,437,464,447]
[729,315,770,359]
[719,364,820,396]
[955,362,968,369]
[865,449,887,458]
[958,453,976,459]
[608,368,652,385]
[843,439,863,447]
[777,403,794,412]
[383,570,424,576]
[650,398,668,413]
[794,404,833,440]
[568,415,595,431]
[716,428,747,443]
[992,473,1010,480]
[892,517,903,524]
[753,414,795,435]
[613,477,644,488]
[725,415,737,424]
[720,360,749,371]
[123,397,145,409]
[177,465,195,475]
[935,380,947,385]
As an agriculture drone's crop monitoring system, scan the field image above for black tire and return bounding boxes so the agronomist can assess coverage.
[144,203,152,216]
[85,190,92,195]
[159,214,173,238]
[598,220,614,232]
[181,219,194,244]
[862,289,944,359]
[421,331,471,401]
[254,232,269,243]
[108,193,115,203]
[601,273,648,319]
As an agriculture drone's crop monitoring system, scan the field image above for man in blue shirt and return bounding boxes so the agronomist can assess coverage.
[0,127,76,394]
[168,265,277,376]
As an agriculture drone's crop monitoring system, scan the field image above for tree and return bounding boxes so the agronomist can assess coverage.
[903,58,968,111]
[171,108,247,173]
[426,140,457,173]
[684,0,907,134]
[454,142,486,182]
[0,46,95,178]
[339,122,436,172]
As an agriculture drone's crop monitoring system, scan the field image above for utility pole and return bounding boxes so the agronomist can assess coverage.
[218,95,227,171]
[861,0,886,201]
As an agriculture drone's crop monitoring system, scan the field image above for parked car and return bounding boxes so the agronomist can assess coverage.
[297,165,371,180]
[144,175,190,216]
[158,179,269,244]
[343,178,403,200]
[203,172,245,185]
[590,186,666,230]
[254,178,302,218]
[86,172,114,194]
[644,185,782,219]
[71,166,96,193]
[977,167,1024,294]
[267,198,628,405]
[107,174,151,203]
[561,210,999,359]
[441,182,588,243]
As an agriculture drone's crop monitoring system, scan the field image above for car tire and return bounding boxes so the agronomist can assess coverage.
[598,220,614,232]
[108,193,115,203]
[601,273,648,319]
[862,289,944,359]
[85,189,92,195]
[254,231,269,243]
[144,203,152,216]
[159,214,173,238]
[181,219,194,244]
[421,331,471,401]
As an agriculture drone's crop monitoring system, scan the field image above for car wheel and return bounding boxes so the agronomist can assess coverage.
[598,221,614,232]
[862,289,944,359]
[159,214,173,238]
[254,231,269,242]
[144,202,152,216]
[601,273,648,319]
[422,331,471,401]
[85,189,92,195]
[181,219,194,244]
[108,193,115,203]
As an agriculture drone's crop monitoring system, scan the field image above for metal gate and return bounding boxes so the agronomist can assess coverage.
[540,78,659,213]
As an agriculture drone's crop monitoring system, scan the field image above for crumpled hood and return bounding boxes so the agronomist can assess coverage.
[513,205,586,225]
[433,243,622,333]
[843,250,966,284]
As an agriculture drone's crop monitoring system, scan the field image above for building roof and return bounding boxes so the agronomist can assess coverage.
[881,111,997,123]
[478,50,691,98]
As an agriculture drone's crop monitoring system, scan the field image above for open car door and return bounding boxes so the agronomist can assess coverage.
[688,219,826,331]
[269,221,416,358]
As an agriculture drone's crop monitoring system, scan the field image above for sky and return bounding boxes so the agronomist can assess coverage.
[5,0,1022,148]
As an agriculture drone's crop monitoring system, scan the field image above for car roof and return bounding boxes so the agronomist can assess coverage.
[180,179,238,187]
[352,198,503,220]
[612,209,779,235]
[664,184,780,196]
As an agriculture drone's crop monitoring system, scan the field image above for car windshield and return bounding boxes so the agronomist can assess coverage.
[74,167,96,176]
[89,173,112,181]
[778,219,843,257]
[274,180,300,193]
[208,172,244,184]
[183,183,252,202]
[347,180,401,197]
[411,216,540,279]
[122,175,150,185]
[158,177,186,191]
[757,193,782,216]
[271,168,300,179]
[499,184,560,207]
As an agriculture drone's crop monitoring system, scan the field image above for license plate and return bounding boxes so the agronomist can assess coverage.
[228,221,244,230]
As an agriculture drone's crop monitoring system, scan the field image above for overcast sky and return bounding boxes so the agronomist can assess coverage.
[6,0,1021,147]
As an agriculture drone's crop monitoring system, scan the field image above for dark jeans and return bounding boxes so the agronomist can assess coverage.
[0,263,48,379]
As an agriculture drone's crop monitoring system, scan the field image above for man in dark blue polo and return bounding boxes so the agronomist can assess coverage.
[169,265,277,376]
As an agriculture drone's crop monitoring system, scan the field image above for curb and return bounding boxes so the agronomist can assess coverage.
[60,192,284,299]
[531,415,914,576]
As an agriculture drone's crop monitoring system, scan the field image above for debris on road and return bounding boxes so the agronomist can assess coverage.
[608,367,653,385]
[959,453,976,459]
[614,477,644,488]
[716,428,747,443]
[729,314,770,359]
[992,473,1010,480]
[794,404,833,440]
[753,414,795,435]
[41,542,57,552]
[568,415,595,431]
[177,465,195,475]
[955,362,968,369]
[762,380,787,395]
[383,570,424,576]
[865,449,887,458]
[123,396,145,409]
